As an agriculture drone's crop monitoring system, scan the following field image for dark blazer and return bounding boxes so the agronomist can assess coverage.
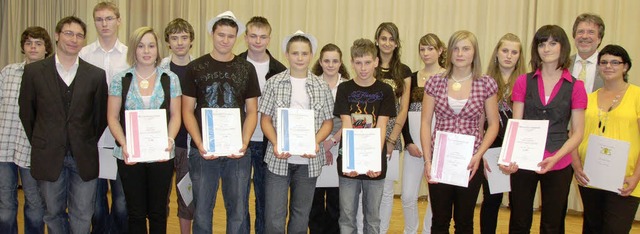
[19,55,108,182]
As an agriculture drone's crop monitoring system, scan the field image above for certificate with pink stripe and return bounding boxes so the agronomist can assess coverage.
[430,131,475,187]
[125,109,170,162]
[498,119,548,171]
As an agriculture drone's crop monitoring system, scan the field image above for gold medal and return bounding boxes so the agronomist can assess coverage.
[452,82,462,91]
[139,80,149,89]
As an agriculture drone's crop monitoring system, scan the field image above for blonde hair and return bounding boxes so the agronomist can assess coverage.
[445,30,482,79]
[93,2,120,19]
[127,27,161,66]
[486,33,526,103]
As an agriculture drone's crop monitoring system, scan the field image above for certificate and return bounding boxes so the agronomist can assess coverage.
[125,109,170,162]
[430,131,475,187]
[483,147,511,194]
[342,128,382,174]
[201,108,243,156]
[277,108,316,155]
[177,172,193,206]
[583,134,630,194]
[498,119,549,171]
[316,136,339,187]
[98,148,117,180]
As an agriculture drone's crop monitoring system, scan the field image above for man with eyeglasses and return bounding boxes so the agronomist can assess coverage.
[19,16,108,234]
[78,2,128,233]
[570,13,605,93]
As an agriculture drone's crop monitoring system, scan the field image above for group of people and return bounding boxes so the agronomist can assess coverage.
[0,1,638,234]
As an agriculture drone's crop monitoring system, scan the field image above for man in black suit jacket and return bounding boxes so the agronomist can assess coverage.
[19,16,107,234]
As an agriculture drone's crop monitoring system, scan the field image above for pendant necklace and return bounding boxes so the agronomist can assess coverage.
[136,69,156,89]
[450,73,472,91]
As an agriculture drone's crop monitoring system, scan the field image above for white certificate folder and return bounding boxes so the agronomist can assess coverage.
[584,134,630,194]
[125,109,170,162]
[498,119,549,171]
[277,108,316,155]
[430,131,475,187]
[342,128,382,174]
[201,108,243,156]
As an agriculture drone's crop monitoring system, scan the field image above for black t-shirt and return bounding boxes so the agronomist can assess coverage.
[182,54,260,148]
[170,62,189,148]
[333,79,397,180]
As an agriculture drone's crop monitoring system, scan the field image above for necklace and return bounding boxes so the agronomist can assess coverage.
[450,73,472,91]
[597,83,628,134]
[136,69,156,89]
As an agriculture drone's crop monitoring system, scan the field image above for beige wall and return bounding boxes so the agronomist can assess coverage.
[2,0,639,86]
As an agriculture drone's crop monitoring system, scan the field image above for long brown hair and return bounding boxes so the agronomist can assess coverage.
[486,33,526,104]
[374,22,405,97]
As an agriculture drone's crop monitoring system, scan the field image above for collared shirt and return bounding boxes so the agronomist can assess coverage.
[79,39,129,86]
[0,62,31,167]
[109,66,182,160]
[571,52,598,93]
[512,69,588,171]
[55,54,79,86]
[258,69,335,177]
[424,73,498,154]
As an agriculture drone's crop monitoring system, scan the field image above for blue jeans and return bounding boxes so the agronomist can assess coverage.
[38,154,97,234]
[264,164,317,234]
[247,141,266,234]
[189,149,251,234]
[92,148,127,234]
[0,162,45,234]
[339,177,384,234]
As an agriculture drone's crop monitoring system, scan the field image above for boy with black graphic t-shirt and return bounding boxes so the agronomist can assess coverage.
[333,39,396,234]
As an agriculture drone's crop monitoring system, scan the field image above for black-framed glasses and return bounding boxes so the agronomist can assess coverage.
[598,60,624,66]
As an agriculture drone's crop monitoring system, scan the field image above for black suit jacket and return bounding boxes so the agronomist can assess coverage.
[19,55,108,182]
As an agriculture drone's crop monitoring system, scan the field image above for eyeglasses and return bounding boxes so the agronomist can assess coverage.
[60,31,85,40]
[95,16,117,23]
[598,60,624,66]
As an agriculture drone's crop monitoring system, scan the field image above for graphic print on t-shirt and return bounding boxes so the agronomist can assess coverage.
[205,82,236,108]
[348,90,384,128]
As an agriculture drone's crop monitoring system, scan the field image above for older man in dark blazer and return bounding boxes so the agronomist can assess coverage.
[19,16,107,234]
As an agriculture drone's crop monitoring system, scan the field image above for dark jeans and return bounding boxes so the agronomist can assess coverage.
[480,176,507,234]
[247,141,266,234]
[509,166,573,234]
[117,159,174,234]
[428,168,483,234]
[579,186,640,234]
[309,187,340,234]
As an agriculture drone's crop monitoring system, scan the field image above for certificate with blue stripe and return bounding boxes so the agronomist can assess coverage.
[341,128,381,174]
[276,108,316,155]
[201,108,243,156]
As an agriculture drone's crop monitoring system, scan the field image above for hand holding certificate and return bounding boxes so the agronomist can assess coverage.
[583,134,630,194]
[125,109,170,163]
[498,119,549,171]
[430,131,475,187]
[342,128,382,174]
[277,108,316,156]
[201,108,243,157]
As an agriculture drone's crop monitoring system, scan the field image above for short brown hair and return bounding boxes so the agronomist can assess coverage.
[55,16,87,34]
[246,16,271,34]
[418,33,447,67]
[529,25,571,71]
[164,18,195,43]
[20,26,53,57]
[93,2,120,19]
[351,38,377,59]
[572,13,604,39]
[127,27,161,66]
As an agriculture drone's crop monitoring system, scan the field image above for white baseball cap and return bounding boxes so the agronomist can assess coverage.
[207,11,246,36]
[281,30,318,54]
